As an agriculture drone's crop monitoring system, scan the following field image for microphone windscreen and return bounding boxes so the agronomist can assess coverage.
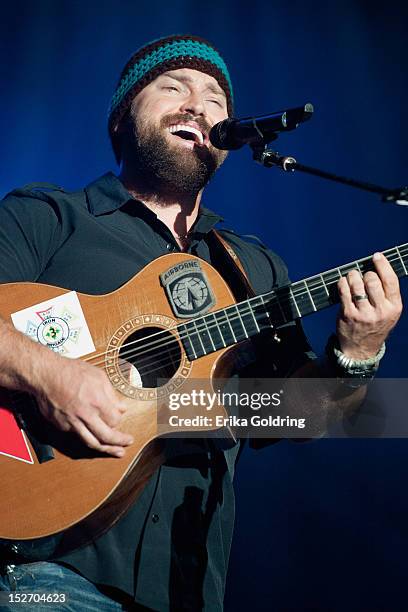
[209,118,242,150]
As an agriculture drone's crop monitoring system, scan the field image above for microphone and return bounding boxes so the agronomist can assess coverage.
[209,103,314,150]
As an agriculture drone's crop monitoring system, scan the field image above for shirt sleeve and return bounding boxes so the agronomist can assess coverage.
[0,190,62,282]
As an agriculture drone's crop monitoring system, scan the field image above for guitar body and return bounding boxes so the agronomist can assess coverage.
[2,240,406,552]
[0,253,239,546]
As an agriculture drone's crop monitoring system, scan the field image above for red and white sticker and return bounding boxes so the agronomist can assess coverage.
[0,405,33,463]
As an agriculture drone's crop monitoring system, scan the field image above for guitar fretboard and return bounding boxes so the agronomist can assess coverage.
[178,243,408,360]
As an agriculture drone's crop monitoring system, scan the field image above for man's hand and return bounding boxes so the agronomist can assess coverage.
[35,358,133,458]
[336,252,403,359]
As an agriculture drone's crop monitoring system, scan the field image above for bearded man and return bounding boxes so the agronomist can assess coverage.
[0,35,402,611]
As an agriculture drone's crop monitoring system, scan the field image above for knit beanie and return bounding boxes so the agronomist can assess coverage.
[108,35,234,163]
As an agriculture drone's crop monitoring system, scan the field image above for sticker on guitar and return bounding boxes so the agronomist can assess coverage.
[160,260,215,318]
[0,405,33,463]
[10,291,95,358]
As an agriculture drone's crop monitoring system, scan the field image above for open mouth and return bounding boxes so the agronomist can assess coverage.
[167,124,207,146]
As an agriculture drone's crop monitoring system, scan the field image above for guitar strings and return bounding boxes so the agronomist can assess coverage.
[9,250,407,416]
[107,252,405,382]
[85,289,304,369]
[83,250,407,372]
[8,250,406,405]
[83,250,407,369]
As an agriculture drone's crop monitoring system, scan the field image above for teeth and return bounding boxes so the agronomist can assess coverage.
[168,124,204,145]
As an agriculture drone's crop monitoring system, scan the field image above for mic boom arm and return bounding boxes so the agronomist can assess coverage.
[252,146,408,206]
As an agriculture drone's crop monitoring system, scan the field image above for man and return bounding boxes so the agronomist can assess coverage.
[0,35,402,611]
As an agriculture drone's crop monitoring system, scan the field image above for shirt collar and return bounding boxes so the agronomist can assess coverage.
[85,171,223,232]
[85,172,132,215]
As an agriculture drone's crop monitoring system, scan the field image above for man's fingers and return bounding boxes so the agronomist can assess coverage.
[362,271,385,308]
[372,252,401,302]
[336,253,403,360]
[115,394,129,413]
[87,415,134,446]
[72,417,133,457]
[99,403,127,428]
[118,402,128,413]
[338,262,399,312]
[347,269,367,299]
[71,420,126,457]
[338,270,372,313]
[337,276,354,310]
[92,386,129,426]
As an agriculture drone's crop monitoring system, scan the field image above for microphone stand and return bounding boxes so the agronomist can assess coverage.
[251,142,408,206]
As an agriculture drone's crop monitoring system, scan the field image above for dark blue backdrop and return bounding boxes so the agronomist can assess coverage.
[1,1,407,610]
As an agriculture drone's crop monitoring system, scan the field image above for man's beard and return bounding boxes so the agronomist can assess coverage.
[126,113,227,195]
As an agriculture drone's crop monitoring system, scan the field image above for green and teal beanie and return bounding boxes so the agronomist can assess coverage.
[108,35,234,162]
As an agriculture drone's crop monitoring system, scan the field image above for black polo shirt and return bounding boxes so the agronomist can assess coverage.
[0,173,314,610]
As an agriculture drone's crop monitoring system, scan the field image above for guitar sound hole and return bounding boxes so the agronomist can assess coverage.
[118,327,181,388]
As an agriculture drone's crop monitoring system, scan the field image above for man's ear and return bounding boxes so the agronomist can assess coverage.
[111,112,130,163]
[116,107,136,135]
[112,111,136,165]
[114,115,128,136]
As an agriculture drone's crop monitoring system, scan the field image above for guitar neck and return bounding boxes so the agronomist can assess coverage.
[179,243,408,361]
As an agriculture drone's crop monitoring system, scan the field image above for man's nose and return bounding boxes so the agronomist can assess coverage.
[179,91,205,116]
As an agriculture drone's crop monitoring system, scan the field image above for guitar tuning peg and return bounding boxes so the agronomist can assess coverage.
[273,333,281,343]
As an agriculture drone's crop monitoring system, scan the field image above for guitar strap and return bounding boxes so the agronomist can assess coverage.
[208,231,269,455]
[208,230,256,301]
[209,229,280,377]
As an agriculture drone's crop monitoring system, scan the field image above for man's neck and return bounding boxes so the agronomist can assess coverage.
[118,168,202,250]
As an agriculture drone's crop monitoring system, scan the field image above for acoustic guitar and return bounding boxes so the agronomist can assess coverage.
[0,245,406,550]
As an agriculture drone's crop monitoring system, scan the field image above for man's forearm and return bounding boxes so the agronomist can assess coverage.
[284,358,367,437]
[0,316,58,395]
[296,358,367,407]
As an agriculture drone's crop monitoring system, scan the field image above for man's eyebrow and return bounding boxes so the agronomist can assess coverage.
[160,72,226,98]
[204,83,227,98]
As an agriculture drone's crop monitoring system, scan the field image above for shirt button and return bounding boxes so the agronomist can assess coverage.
[151,514,160,523]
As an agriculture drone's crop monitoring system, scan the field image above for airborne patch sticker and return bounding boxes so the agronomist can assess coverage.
[160,260,215,318]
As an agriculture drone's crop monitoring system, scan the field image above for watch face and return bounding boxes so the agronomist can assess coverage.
[160,260,215,318]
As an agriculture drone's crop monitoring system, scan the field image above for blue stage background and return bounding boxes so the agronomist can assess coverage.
[1,1,407,610]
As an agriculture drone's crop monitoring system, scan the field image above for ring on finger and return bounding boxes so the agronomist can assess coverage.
[352,294,368,302]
